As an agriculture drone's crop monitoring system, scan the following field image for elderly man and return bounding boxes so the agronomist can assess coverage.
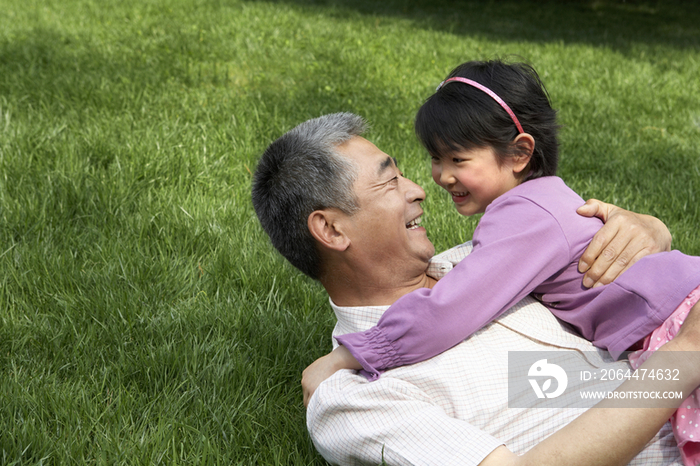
[252,113,700,465]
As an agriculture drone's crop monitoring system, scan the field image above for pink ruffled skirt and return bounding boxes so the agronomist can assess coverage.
[629,284,700,466]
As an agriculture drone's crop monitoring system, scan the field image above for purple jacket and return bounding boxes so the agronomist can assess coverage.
[337,177,700,379]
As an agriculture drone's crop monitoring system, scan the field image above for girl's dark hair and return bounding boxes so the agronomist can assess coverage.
[415,60,559,181]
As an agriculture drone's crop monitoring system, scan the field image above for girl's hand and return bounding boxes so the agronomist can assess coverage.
[577,199,672,288]
[302,345,362,407]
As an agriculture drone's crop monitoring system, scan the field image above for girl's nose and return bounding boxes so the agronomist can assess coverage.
[439,165,456,186]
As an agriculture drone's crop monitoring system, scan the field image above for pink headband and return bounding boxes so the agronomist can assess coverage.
[437,77,524,134]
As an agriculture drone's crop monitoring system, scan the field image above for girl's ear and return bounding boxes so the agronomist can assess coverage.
[512,133,535,174]
[307,210,351,252]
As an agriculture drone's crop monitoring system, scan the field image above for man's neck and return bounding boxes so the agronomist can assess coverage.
[322,271,437,307]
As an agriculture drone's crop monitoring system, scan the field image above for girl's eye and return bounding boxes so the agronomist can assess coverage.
[453,158,465,164]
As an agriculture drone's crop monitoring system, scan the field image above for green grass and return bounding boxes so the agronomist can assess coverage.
[0,0,699,464]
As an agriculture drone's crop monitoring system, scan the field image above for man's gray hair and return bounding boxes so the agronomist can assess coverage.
[252,112,366,280]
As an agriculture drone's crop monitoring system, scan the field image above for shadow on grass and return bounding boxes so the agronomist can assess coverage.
[2,1,698,109]
[241,0,700,53]
[1,0,697,134]
[0,28,185,112]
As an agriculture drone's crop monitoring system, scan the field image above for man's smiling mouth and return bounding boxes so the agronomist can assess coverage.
[406,216,422,230]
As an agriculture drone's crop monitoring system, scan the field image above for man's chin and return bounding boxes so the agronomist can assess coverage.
[422,244,436,263]
[408,235,435,269]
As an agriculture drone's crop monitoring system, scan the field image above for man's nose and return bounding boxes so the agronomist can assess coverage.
[403,177,426,203]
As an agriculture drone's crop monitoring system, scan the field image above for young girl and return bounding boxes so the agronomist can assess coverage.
[325,60,700,465]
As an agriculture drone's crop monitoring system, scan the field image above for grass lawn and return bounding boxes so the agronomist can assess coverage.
[1,0,699,464]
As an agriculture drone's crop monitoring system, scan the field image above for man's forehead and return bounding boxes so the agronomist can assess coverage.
[336,136,397,175]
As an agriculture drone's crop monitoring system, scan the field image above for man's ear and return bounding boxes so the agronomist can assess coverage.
[512,133,535,175]
[307,209,351,252]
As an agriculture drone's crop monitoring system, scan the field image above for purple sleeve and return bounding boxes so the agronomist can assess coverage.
[335,195,574,379]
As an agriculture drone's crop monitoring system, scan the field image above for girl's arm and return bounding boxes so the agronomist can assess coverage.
[303,345,361,407]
